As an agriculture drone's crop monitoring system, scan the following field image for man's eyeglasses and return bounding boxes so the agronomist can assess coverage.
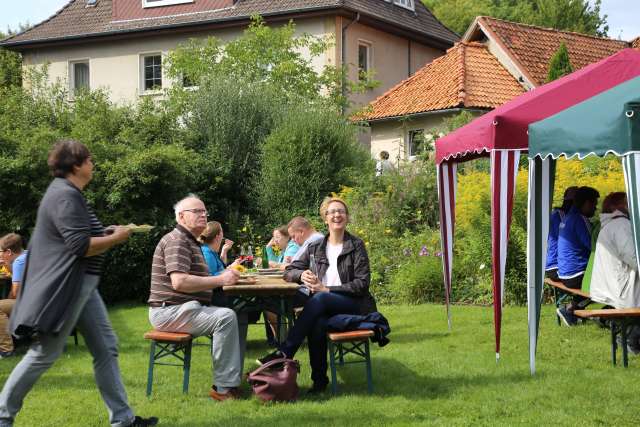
[326,208,346,216]
[181,209,208,217]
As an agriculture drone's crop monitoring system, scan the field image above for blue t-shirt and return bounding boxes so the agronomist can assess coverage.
[557,206,592,279]
[545,209,566,271]
[266,240,300,263]
[201,245,225,276]
[12,251,28,284]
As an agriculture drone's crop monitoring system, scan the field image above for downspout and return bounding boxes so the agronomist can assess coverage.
[407,39,411,77]
[341,12,360,115]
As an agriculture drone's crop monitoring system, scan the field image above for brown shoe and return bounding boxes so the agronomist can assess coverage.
[209,387,241,401]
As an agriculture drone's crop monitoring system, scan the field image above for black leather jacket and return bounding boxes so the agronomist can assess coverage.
[284,231,377,314]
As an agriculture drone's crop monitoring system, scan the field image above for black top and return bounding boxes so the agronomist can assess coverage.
[86,207,105,275]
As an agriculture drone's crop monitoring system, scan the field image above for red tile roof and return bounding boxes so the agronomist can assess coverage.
[358,42,524,121]
[474,16,629,86]
[1,0,458,49]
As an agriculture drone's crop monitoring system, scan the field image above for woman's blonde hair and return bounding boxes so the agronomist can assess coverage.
[199,221,222,244]
[319,197,349,221]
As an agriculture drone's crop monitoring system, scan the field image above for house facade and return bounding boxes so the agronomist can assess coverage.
[0,0,458,107]
[363,16,638,163]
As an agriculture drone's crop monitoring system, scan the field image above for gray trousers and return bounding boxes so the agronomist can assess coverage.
[149,301,247,388]
[0,275,134,427]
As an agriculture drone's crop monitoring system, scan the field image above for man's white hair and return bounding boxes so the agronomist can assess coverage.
[174,193,202,222]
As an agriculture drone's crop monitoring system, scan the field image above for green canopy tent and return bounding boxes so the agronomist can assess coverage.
[527,75,640,374]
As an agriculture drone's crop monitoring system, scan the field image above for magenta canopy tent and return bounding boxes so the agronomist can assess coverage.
[434,48,640,360]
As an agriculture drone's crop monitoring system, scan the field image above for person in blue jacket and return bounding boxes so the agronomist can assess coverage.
[545,186,578,281]
[556,186,599,326]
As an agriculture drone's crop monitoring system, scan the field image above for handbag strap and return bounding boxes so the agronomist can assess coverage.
[249,358,298,377]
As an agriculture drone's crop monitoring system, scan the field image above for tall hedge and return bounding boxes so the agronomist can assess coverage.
[258,106,369,225]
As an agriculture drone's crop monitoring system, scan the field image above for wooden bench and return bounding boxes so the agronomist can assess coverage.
[544,278,591,325]
[144,330,193,396]
[574,308,640,368]
[327,330,375,394]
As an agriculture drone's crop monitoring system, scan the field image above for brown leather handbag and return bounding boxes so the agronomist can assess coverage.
[247,358,300,402]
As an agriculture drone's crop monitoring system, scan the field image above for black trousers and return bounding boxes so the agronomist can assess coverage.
[561,274,588,311]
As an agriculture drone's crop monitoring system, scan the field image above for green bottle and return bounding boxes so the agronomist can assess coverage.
[262,246,269,268]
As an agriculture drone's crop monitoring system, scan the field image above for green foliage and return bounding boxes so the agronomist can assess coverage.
[259,106,369,225]
[423,0,608,36]
[0,30,22,88]
[546,42,573,82]
[184,76,284,224]
[165,15,375,111]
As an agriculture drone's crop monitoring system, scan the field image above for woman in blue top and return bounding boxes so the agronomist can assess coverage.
[199,221,238,275]
[265,226,299,269]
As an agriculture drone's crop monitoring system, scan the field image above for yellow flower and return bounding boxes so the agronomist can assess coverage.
[242,226,247,232]
[384,229,391,234]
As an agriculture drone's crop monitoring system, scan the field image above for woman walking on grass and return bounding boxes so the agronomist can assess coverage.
[0,140,157,427]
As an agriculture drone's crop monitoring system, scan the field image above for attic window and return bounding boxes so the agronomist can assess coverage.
[393,0,414,11]
[143,0,194,8]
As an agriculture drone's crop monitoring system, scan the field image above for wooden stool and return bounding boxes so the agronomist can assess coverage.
[327,330,374,394]
[144,330,193,396]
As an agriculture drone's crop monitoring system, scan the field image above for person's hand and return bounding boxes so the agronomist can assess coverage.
[301,270,319,287]
[308,282,329,293]
[110,226,132,244]
[228,258,242,269]
[222,239,234,252]
[219,269,240,286]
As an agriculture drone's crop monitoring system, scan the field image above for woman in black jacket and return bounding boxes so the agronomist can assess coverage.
[258,197,376,393]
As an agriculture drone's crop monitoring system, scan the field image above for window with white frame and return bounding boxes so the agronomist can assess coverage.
[69,61,90,96]
[393,0,415,10]
[408,129,425,158]
[141,54,163,92]
[358,42,371,82]
[143,0,194,8]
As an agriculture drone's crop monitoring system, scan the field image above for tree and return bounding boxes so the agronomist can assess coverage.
[0,31,22,88]
[546,42,573,82]
[423,0,608,37]
[165,15,374,112]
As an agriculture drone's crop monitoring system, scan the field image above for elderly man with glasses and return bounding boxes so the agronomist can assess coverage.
[148,194,244,401]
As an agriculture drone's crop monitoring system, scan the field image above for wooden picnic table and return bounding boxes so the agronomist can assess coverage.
[223,275,301,344]
[574,308,640,367]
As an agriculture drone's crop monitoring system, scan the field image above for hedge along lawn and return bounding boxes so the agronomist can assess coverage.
[2,304,640,426]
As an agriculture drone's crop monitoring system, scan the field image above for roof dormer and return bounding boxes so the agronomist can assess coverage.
[112,0,234,22]
[383,0,415,12]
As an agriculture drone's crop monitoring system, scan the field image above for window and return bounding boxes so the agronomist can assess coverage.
[393,0,415,10]
[141,54,162,92]
[143,0,194,8]
[408,129,425,158]
[358,42,371,82]
[70,61,90,96]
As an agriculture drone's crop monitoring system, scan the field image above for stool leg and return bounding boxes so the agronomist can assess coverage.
[339,344,345,366]
[329,340,338,395]
[147,341,156,397]
[73,329,79,346]
[364,340,373,394]
[611,321,617,367]
[183,340,192,394]
[622,321,629,368]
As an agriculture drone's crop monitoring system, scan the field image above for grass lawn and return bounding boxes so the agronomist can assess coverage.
[2,303,640,426]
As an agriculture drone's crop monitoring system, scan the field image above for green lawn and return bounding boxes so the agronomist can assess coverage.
[1,303,639,426]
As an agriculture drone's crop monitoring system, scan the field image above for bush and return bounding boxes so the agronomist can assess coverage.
[387,255,444,304]
[259,105,369,225]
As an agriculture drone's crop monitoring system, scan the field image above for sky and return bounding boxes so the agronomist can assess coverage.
[1,0,639,40]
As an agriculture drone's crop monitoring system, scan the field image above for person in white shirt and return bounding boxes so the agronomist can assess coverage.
[258,197,376,393]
